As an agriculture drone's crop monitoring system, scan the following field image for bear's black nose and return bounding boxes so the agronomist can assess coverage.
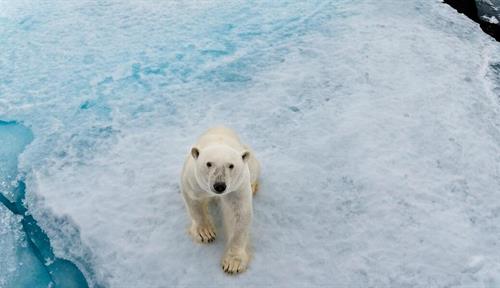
[213,182,226,193]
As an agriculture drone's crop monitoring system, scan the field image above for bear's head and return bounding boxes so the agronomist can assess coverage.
[190,145,250,195]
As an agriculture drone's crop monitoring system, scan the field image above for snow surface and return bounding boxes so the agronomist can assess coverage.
[1,0,500,287]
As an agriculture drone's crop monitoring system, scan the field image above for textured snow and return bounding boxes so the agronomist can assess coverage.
[1,0,500,287]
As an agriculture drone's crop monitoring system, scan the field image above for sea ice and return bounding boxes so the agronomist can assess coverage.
[0,0,499,287]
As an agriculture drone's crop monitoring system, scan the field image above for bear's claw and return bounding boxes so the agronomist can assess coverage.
[222,251,249,274]
[189,224,216,243]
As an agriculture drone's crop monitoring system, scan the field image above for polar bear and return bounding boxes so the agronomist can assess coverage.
[180,126,260,274]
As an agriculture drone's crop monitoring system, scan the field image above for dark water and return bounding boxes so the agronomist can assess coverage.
[444,0,500,41]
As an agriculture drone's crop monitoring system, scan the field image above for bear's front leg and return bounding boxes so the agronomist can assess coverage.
[182,192,216,243]
[220,189,252,274]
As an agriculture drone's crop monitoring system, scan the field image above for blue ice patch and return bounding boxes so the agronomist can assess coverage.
[0,121,88,288]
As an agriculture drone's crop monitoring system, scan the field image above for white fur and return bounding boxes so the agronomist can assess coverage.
[180,126,260,274]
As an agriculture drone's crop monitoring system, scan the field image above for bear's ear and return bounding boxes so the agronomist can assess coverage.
[242,151,250,162]
[191,147,200,159]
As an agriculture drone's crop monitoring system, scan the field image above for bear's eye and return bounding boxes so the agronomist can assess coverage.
[206,162,212,168]
[229,164,234,169]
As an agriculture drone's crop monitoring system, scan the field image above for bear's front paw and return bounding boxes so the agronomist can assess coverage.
[222,250,249,274]
[189,223,216,243]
